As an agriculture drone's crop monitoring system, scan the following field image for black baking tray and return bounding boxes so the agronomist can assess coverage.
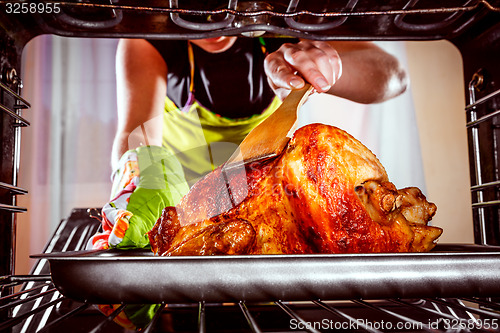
[32,244,500,304]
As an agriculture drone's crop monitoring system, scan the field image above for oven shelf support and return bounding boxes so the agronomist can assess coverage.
[468,74,488,245]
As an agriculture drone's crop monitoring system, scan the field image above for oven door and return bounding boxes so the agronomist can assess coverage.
[2,1,500,332]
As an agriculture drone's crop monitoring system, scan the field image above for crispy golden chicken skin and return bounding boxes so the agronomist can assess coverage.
[148,124,442,255]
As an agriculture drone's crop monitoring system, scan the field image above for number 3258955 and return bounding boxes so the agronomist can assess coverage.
[5,2,61,14]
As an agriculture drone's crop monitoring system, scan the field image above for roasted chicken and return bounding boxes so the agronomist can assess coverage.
[148,124,442,255]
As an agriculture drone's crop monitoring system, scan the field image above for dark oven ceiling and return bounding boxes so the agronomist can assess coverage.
[2,0,500,47]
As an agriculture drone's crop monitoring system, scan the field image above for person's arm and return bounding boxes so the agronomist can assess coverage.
[112,38,167,170]
[264,40,408,104]
[89,39,189,251]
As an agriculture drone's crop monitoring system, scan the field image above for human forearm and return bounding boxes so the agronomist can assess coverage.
[111,132,129,171]
[113,38,167,170]
[328,44,408,104]
[264,40,408,104]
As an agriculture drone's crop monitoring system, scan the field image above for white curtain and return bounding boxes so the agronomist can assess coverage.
[16,37,424,271]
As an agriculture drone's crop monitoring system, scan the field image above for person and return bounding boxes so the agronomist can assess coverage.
[89,36,408,329]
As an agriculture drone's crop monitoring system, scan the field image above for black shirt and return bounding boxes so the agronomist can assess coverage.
[147,37,296,119]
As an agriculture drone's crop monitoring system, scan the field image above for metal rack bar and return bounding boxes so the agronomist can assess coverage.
[0,295,66,331]
[0,203,27,213]
[0,283,51,303]
[21,0,500,17]
[88,304,126,333]
[73,224,97,251]
[11,284,52,316]
[0,102,30,126]
[394,0,474,31]
[169,0,236,31]
[143,303,167,333]
[61,224,83,252]
[465,88,500,110]
[36,303,90,333]
[239,301,262,333]
[0,81,30,109]
[313,300,382,333]
[2,275,51,283]
[10,275,52,283]
[0,287,58,312]
[0,181,27,195]
[284,0,359,31]
[462,297,500,311]
[472,200,500,209]
[35,289,63,331]
[198,301,206,333]
[426,298,500,320]
[4,293,500,332]
[352,299,434,333]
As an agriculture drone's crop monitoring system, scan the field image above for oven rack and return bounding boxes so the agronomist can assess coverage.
[3,285,500,333]
[0,79,29,212]
[2,0,499,43]
[0,82,30,128]
[0,1,499,330]
[0,70,29,287]
[466,75,500,245]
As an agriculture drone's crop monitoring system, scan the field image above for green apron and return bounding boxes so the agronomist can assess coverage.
[162,41,282,186]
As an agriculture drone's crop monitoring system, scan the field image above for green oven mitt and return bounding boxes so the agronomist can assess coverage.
[88,146,189,330]
[89,145,189,250]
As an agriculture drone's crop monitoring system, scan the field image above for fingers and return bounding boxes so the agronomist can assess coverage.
[264,45,305,90]
[265,40,342,98]
[282,40,337,92]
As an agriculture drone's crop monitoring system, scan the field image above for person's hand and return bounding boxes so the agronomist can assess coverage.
[264,40,342,100]
[88,146,189,250]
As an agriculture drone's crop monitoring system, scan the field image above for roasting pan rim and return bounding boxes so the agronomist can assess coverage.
[31,243,500,260]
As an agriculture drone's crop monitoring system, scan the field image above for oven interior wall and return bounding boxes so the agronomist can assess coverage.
[405,40,473,243]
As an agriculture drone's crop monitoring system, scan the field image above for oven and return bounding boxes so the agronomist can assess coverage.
[1,1,500,332]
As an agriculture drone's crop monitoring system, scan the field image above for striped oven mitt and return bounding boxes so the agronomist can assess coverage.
[89,145,189,250]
